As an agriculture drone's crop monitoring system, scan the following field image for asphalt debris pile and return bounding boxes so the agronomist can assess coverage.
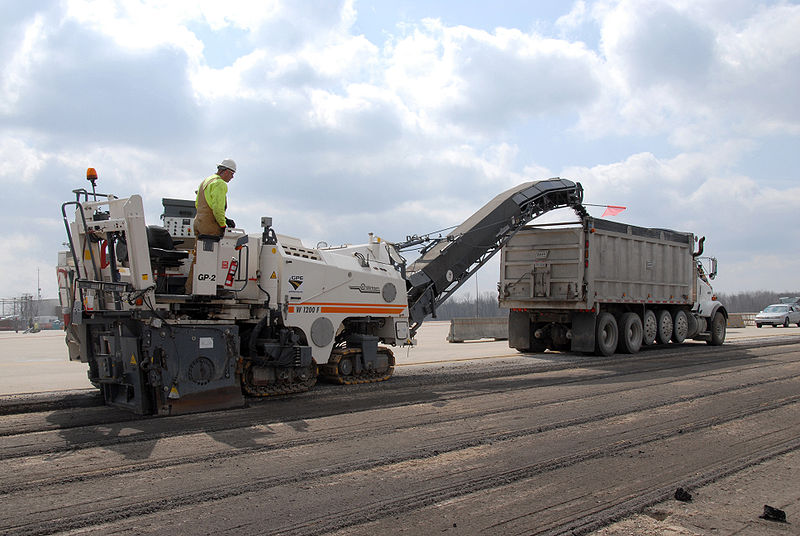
[759,505,787,523]
[674,487,692,502]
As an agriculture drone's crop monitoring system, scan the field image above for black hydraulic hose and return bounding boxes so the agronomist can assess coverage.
[108,232,120,282]
[107,232,122,310]
[232,244,249,293]
[248,294,272,356]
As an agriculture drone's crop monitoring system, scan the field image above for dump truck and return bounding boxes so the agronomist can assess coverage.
[499,217,726,356]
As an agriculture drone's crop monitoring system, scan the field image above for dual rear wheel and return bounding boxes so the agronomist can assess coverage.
[596,308,696,356]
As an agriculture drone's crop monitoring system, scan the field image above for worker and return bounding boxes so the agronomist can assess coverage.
[193,158,237,236]
[186,159,237,293]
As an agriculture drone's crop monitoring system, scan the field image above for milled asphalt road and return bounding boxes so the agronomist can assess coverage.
[1,322,799,535]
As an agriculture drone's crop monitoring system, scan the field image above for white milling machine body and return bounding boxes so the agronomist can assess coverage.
[59,181,411,415]
[59,174,615,416]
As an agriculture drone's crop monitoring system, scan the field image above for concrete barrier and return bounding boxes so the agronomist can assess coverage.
[449,313,753,340]
[447,317,508,343]
[727,313,756,328]
[727,313,745,328]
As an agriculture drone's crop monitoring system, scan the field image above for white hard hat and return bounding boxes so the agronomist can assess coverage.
[218,158,237,172]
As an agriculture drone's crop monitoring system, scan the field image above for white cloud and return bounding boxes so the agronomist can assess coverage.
[581,0,800,143]
[0,0,797,299]
[62,0,284,54]
[561,145,800,292]
[556,1,588,35]
[64,0,204,58]
[725,253,800,293]
[604,2,716,87]
[0,234,58,300]
[0,136,48,183]
[0,14,48,114]
[384,20,602,132]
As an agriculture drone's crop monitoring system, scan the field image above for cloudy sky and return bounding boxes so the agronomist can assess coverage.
[2,0,799,301]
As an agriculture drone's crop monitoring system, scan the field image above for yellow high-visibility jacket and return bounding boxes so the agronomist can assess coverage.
[194,174,228,233]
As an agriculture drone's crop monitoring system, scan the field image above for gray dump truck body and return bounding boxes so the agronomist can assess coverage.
[499,217,726,356]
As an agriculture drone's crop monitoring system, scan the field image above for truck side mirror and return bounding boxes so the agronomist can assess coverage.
[709,257,718,280]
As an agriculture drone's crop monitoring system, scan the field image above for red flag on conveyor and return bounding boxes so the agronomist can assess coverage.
[601,205,626,217]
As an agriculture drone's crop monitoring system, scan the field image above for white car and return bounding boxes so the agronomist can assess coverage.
[754,304,800,328]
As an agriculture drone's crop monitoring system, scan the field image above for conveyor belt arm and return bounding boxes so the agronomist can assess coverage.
[402,178,585,335]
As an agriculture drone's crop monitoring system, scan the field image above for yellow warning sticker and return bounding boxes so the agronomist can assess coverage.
[270,271,277,279]
[84,250,92,260]
[142,274,148,280]
[130,354,137,365]
[169,386,179,398]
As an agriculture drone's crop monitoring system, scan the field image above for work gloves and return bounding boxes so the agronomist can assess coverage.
[225,218,236,228]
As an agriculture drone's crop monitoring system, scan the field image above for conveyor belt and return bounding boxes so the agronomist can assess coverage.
[404,178,585,333]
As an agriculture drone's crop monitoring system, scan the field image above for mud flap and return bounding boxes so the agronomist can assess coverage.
[570,312,596,353]
[508,310,531,350]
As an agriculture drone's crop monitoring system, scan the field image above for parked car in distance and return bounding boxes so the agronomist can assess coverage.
[754,304,800,328]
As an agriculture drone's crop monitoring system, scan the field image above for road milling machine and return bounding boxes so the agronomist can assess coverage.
[58,172,584,415]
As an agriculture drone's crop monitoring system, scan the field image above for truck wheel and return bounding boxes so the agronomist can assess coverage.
[595,312,618,356]
[618,312,642,354]
[672,310,688,343]
[756,323,762,328]
[707,311,726,346]
[642,310,657,346]
[656,310,673,345]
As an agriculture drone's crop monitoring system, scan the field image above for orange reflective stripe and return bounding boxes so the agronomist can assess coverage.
[288,302,407,315]
[301,301,405,309]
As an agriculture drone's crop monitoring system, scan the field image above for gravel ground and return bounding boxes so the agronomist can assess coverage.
[592,449,798,535]
[1,323,799,535]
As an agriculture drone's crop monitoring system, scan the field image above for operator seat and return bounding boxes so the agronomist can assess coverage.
[146,225,189,293]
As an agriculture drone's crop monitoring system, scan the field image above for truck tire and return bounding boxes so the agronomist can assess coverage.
[656,309,672,345]
[618,312,642,354]
[707,311,726,346]
[672,310,688,343]
[595,312,618,356]
[642,309,657,346]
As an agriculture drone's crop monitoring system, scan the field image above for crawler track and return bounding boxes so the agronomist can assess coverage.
[319,347,395,384]
[2,339,800,535]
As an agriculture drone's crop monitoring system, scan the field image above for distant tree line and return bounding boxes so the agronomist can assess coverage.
[715,291,800,313]
[429,292,507,321]
[429,290,800,320]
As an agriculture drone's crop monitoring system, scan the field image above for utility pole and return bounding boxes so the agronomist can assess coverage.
[475,272,479,318]
[37,267,41,318]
